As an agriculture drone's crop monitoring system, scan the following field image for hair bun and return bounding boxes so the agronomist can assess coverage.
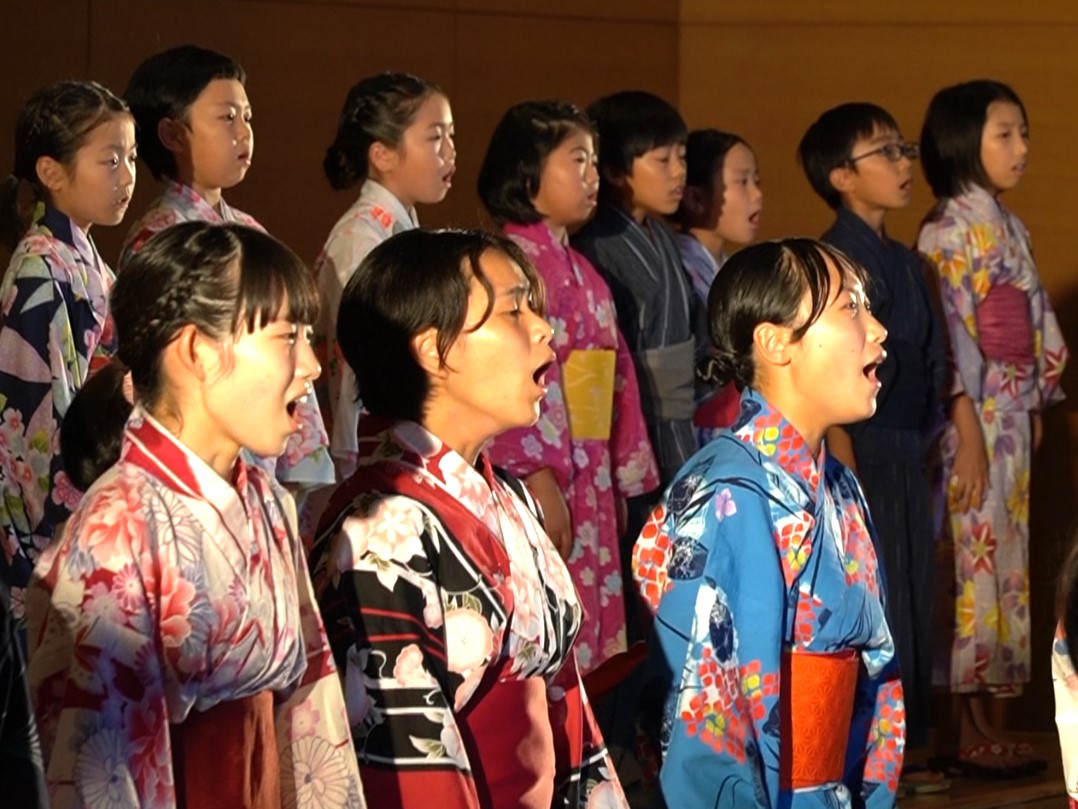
[323,142,360,191]
[697,350,751,389]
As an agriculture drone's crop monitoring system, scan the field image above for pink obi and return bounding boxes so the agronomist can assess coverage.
[977,284,1033,366]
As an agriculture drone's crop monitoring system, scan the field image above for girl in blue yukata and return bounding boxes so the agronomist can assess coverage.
[0,81,136,625]
[633,238,905,807]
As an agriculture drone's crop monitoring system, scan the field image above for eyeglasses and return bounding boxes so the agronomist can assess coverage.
[847,141,920,164]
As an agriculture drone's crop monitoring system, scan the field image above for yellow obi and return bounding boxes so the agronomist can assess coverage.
[562,348,617,441]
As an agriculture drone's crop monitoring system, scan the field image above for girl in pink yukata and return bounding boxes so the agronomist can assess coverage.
[919,79,1068,776]
[476,101,659,674]
[120,44,334,493]
[316,72,455,475]
[0,81,136,623]
[28,222,365,809]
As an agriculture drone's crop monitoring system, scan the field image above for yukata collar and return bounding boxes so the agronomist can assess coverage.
[123,405,253,511]
[361,179,419,228]
[36,203,97,266]
[164,180,236,223]
[732,388,825,503]
[504,220,561,249]
[359,417,499,527]
[957,183,1004,218]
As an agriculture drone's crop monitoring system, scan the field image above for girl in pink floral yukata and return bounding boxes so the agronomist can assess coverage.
[27,222,364,809]
[477,100,659,675]
[309,228,627,809]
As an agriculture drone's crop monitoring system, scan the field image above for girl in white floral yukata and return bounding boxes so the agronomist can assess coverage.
[27,222,364,809]
[309,228,627,808]
[315,72,454,476]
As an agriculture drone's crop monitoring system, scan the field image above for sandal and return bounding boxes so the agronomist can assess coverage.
[900,765,952,794]
[956,742,1041,780]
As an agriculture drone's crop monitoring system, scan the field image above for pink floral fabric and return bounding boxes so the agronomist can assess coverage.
[26,408,364,808]
[488,222,658,673]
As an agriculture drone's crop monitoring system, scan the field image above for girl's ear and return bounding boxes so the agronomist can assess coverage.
[410,327,443,377]
[35,156,68,193]
[752,321,792,368]
[369,141,398,176]
[158,118,188,156]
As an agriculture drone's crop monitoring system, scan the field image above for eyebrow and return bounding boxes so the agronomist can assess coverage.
[499,284,530,299]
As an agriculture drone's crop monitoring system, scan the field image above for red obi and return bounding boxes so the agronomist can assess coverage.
[780,649,860,790]
[977,283,1033,366]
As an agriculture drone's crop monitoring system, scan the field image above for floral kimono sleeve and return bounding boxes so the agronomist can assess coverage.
[635,477,785,806]
[924,221,988,400]
[1027,272,1068,409]
[275,492,366,808]
[28,489,176,808]
[0,256,87,595]
[609,327,659,499]
[317,495,485,809]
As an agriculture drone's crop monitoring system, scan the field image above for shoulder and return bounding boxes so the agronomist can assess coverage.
[226,204,266,232]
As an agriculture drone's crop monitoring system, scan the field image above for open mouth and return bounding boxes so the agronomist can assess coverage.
[899,179,912,192]
[442,166,456,184]
[286,390,309,424]
[748,210,762,227]
[533,360,554,389]
[862,353,885,385]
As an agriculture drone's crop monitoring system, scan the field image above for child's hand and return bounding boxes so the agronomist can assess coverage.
[526,467,574,560]
[949,437,990,512]
[1032,411,1044,453]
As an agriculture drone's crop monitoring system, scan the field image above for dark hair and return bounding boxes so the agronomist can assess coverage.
[125,45,246,182]
[61,359,133,491]
[324,72,442,191]
[477,100,596,226]
[338,228,544,423]
[798,103,901,210]
[587,91,686,201]
[920,79,1027,199]
[111,222,318,407]
[674,128,749,229]
[1,81,130,251]
[700,238,867,388]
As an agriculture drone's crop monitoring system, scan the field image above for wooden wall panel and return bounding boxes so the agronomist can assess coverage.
[678,6,1078,731]
[453,11,679,228]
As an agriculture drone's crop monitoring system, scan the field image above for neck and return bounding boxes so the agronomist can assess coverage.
[753,378,824,456]
[188,178,223,210]
[422,403,492,467]
[688,227,725,262]
[149,401,239,480]
[843,199,887,236]
[541,218,568,243]
[371,174,414,210]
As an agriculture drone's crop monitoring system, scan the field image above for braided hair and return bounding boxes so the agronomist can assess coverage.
[323,72,441,191]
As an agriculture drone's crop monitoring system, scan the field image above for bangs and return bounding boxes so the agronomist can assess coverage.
[227,225,319,332]
[782,240,867,340]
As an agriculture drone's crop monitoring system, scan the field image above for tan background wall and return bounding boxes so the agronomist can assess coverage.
[3,0,1076,729]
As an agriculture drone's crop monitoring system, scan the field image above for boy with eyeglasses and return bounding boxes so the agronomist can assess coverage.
[798,102,948,793]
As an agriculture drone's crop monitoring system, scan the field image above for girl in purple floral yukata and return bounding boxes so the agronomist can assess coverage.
[476,100,659,675]
[918,79,1068,777]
